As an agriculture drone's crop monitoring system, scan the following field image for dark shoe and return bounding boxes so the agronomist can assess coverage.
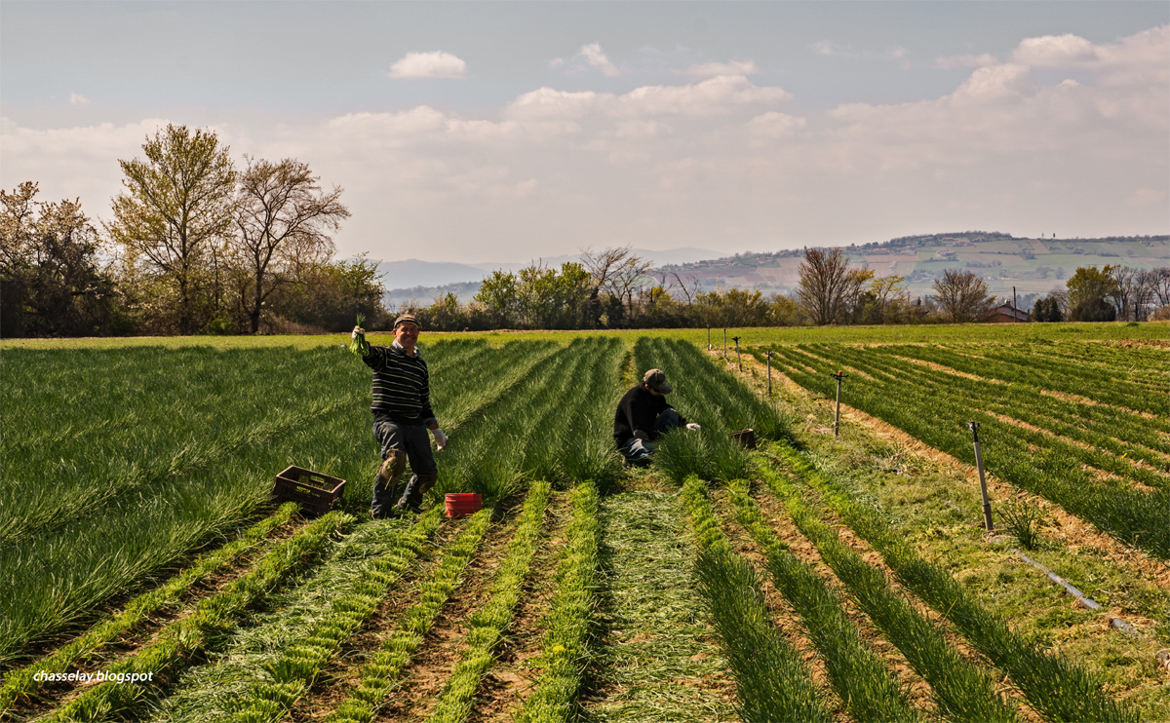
[394,494,422,514]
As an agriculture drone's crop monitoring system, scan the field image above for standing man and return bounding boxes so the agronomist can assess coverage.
[351,313,449,517]
[613,368,700,466]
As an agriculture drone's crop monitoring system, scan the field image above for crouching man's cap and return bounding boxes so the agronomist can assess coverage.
[643,368,672,394]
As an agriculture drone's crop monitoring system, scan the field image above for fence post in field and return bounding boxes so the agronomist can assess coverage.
[830,371,847,437]
[707,325,711,350]
[732,336,742,371]
[969,421,994,531]
[765,351,773,396]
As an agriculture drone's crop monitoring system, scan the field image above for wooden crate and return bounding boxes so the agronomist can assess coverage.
[272,465,346,516]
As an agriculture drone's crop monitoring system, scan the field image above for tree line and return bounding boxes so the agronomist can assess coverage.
[3,123,1166,336]
[1,124,381,338]
[400,245,1170,330]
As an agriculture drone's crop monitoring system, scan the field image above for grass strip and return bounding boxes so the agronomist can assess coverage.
[679,476,831,723]
[42,509,353,722]
[0,502,298,712]
[426,480,552,723]
[768,443,1137,723]
[712,477,919,723]
[325,507,493,723]
[229,506,445,722]
[733,475,1018,722]
[514,480,600,723]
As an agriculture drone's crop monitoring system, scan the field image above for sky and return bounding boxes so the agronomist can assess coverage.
[2,1,1168,265]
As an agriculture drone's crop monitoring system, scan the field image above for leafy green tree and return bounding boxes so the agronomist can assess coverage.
[232,157,349,333]
[473,269,520,328]
[269,257,386,331]
[0,182,120,337]
[108,124,236,333]
[694,288,771,327]
[1030,296,1063,322]
[1065,265,1119,317]
[1069,296,1116,322]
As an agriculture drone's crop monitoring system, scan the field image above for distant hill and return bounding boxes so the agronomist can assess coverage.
[659,232,1169,307]
[381,233,1168,310]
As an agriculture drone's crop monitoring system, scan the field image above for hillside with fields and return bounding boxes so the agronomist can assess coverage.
[659,232,1170,302]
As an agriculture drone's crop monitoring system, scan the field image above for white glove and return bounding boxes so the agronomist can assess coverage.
[351,325,365,338]
[431,427,449,450]
[686,423,702,431]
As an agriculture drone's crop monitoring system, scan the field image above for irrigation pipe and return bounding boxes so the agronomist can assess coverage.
[1015,551,1141,640]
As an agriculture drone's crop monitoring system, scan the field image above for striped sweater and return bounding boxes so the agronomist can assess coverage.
[362,343,436,425]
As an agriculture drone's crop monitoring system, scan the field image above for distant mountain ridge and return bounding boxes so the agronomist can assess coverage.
[380,232,1168,309]
[658,232,1168,304]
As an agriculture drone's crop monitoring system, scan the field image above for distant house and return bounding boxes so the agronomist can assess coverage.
[988,303,1029,323]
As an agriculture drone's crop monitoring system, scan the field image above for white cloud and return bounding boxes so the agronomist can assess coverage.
[387,51,467,79]
[684,60,759,79]
[1012,33,1099,67]
[581,43,620,77]
[507,75,791,121]
[935,53,999,70]
[746,111,805,138]
[812,41,836,56]
[69,92,90,106]
[952,63,1032,101]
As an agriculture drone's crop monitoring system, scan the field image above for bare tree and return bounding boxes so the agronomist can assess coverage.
[581,246,651,317]
[670,272,701,305]
[1152,267,1170,307]
[1110,266,1141,321]
[932,269,994,322]
[108,124,236,333]
[796,247,851,325]
[233,157,349,333]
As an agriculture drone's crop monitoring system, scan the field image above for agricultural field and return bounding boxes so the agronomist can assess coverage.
[1,322,1168,722]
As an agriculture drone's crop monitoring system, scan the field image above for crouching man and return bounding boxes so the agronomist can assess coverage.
[351,313,449,517]
[613,368,700,466]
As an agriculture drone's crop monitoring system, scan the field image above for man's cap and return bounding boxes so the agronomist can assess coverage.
[394,313,420,329]
[643,368,672,394]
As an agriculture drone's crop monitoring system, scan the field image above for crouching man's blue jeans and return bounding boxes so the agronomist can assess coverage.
[618,408,684,465]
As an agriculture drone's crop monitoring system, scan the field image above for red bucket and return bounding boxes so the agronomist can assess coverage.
[445,493,482,518]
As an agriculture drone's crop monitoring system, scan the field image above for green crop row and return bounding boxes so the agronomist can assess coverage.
[883,343,1166,417]
[43,509,353,722]
[438,338,624,501]
[759,345,1170,559]
[817,344,1170,487]
[228,508,445,722]
[680,475,831,722]
[635,337,787,484]
[327,508,493,723]
[515,480,600,723]
[426,479,552,723]
[870,343,1170,450]
[721,480,918,722]
[1,339,539,664]
[0,502,298,712]
[0,347,362,543]
[767,444,1137,723]
[0,382,360,664]
[737,474,1019,722]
